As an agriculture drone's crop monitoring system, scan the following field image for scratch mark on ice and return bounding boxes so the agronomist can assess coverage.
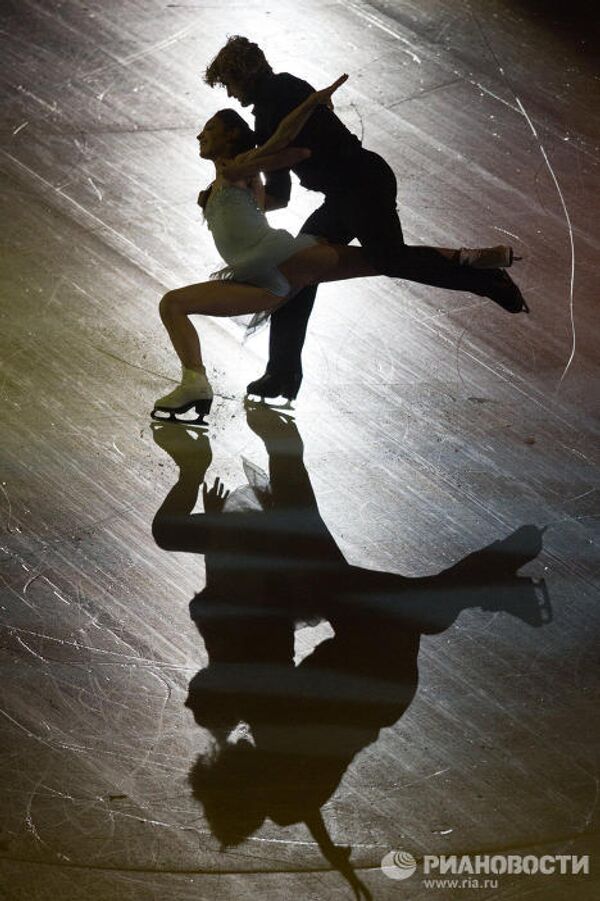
[344,1,422,64]
[24,572,44,594]
[16,85,59,114]
[82,22,199,79]
[565,487,597,502]
[0,152,178,285]
[491,225,523,242]
[0,706,61,750]
[514,96,576,388]
[87,176,103,201]
[15,634,48,663]
[21,571,71,605]
[0,483,19,534]
[466,5,577,390]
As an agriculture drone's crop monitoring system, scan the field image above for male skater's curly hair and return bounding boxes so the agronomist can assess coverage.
[205,35,272,88]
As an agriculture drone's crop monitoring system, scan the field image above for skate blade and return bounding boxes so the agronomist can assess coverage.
[532,578,552,625]
[244,393,296,410]
[151,397,212,425]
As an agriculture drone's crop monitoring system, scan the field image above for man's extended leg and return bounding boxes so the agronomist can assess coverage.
[347,153,527,312]
[247,204,354,400]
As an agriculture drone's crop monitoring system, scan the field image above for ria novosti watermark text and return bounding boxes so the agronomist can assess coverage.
[380,849,590,884]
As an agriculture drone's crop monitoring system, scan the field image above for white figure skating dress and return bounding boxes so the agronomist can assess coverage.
[204,184,317,303]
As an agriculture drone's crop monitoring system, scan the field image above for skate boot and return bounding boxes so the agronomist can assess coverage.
[246,369,302,402]
[152,366,213,424]
[481,269,530,314]
[459,245,520,268]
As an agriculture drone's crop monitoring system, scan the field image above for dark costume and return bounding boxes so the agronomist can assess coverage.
[251,71,503,382]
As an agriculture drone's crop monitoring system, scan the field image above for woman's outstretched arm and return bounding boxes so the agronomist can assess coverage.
[257,73,348,154]
[219,146,311,182]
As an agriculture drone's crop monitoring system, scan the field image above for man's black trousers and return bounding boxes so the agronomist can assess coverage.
[267,149,494,376]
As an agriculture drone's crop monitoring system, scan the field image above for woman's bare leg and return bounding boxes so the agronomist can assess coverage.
[277,241,512,293]
[159,244,473,371]
[159,280,281,370]
[160,245,460,370]
[158,241,491,372]
[278,243,377,291]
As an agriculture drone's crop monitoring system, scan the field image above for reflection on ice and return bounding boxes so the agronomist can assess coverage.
[151,406,549,896]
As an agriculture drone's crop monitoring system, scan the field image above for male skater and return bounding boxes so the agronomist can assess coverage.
[205,37,527,401]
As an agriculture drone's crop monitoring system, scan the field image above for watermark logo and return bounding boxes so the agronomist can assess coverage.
[381,850,417,880]
[423,854,590,877]
[380,850,590,889]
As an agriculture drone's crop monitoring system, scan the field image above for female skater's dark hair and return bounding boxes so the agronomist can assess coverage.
[204,35,272,89]
[215,108,256,155]
[198,109,256,210]
[188,741,266,848]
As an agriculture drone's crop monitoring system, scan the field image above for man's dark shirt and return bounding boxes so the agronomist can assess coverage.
[251,71,363,203]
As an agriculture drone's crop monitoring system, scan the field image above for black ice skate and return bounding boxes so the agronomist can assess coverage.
[246,370,302,402]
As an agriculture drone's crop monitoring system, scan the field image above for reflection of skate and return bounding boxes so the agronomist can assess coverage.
[480,576,551,626]
[152,368,213,424]
[477,525,551,626]
[459,245,520,268]
[245,400,299,445]
[150,422,211,469]
[532,578,552,624]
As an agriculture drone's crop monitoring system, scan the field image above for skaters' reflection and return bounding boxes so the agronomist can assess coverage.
[151,407,551,900]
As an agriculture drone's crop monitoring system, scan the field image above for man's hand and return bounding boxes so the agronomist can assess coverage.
[202,476,230,514]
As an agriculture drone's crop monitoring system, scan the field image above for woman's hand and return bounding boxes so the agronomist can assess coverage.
[312,73,348,110]
[202,476,230,514]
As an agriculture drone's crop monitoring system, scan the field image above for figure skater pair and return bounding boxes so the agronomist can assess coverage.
[153,38,527,423]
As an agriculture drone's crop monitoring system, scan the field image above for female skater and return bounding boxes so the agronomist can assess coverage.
[153,74,524,422]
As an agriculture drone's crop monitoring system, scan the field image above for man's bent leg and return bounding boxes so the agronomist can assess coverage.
[247,202,355,400]
[268,282,318,379]
[246,284,317,401]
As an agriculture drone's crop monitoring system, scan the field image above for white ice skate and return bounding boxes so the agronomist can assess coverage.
[152,367,213,424]
[459,245,520,268]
